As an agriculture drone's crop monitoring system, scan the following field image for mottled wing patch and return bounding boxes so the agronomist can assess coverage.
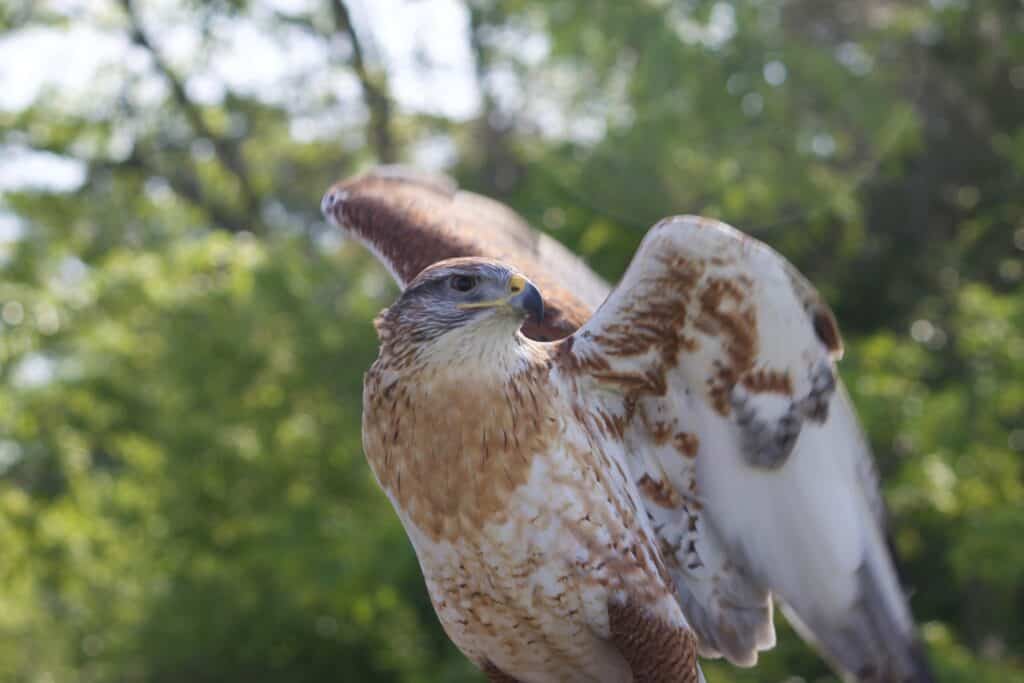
[693,275,759,415]
[555,215,856,666]
[731,359,837,469]
[618,395,775,665]
[637,473,685,510]
[590,252,703,365]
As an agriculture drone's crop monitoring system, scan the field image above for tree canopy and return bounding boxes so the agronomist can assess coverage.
[1,1,1022,681]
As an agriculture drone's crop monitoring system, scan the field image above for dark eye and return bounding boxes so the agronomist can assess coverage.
[449,275,477,292]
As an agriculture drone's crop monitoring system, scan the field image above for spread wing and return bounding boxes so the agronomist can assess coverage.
[557,216,931,682]
[321,166,606,339]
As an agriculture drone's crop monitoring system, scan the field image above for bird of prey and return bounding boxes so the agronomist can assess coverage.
[362,257,700,682]
[321,167,932,683]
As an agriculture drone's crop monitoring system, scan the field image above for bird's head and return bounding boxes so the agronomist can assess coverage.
[374,257,545,367]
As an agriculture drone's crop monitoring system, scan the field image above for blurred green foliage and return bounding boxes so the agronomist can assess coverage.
[1,1,1022,681]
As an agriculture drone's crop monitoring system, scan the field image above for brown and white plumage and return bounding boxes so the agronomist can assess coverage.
[327,167,932,682]
[362,259,700,682]
[562,218,930,682]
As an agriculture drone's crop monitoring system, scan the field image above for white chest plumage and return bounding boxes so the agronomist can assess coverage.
[366,365,683,682]
[396,446,636,683]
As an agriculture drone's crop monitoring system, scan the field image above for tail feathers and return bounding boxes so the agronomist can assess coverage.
[781,561,934,683]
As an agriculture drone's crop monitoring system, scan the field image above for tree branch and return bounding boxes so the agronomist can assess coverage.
[329,0,396,163]
[119,0,263,233]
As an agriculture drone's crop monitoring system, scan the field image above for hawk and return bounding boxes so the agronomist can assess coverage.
[363,257,700,682]
[322,167,933,683]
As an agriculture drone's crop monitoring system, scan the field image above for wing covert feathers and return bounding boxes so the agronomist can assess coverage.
[559,215,932,681]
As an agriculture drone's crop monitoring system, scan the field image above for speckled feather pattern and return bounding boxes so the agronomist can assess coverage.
[363,330,696,682]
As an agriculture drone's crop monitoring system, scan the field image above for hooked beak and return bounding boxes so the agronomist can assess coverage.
[457,273,545,323]
[508,274,545,323]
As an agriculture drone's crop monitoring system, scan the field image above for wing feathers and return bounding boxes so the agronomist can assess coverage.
[322,166,606,339]
[781,559,934,683]
[563,215,931,681]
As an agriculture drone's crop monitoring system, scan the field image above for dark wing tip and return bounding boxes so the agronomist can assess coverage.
[812,304,844,358]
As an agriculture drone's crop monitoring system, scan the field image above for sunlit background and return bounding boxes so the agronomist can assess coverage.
[1,1,1023,681]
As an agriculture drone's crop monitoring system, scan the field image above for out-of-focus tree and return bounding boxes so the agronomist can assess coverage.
[0,1,1021,681]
